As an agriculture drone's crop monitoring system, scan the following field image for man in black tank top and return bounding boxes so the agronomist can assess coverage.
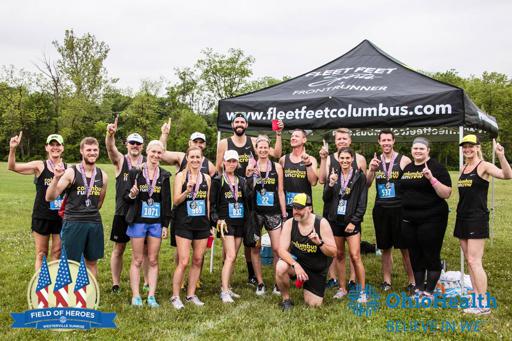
[106,116,149,293]
[159,122,216,177]
[367,130,415,292]
[215,113,284,285]
[46,137,108,278]
[276,194,336,309]
[279,129,318,218]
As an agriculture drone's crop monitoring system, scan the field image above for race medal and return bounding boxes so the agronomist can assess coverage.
[229,202,244,219]
[286,192,298,206]
[79,163,97,209]
[337,199,347,215]
[187,199,205,216]
[377,183,396,199]
[141,201,161,218]
[256,191,274,207]
[345,187,351,195]
[260,188,266,195]
[147,198,154,206]
[49,195,63,210]
[85,198,91,207]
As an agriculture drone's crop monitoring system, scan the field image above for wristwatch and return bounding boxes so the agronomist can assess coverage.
[318,240,325,247]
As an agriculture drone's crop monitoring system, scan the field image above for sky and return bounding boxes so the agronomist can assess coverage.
[0,0,510,91]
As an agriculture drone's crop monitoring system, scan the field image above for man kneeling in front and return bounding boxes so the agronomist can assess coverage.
[276,193,336,310]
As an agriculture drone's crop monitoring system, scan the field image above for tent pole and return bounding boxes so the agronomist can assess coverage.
[209,130,222,274]
[459,126,465,294]
[490,144,496,245]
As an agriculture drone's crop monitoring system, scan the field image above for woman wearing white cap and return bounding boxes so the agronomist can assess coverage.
[456,135,512,315]
[8,132,66,270]
[210,150,249,302]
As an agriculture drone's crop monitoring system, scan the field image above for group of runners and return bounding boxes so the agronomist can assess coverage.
[8,112,511,314]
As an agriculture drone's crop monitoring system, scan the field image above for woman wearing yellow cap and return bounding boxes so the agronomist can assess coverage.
[456,135,512,315]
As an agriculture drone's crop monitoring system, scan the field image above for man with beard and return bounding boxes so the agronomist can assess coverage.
[105,115,149,293]
[318,128,365,292]
[46,137,108,277]
[275,193,336,310]
[366,130,415,292]
[279,129,318,219]
[216,113,283,286]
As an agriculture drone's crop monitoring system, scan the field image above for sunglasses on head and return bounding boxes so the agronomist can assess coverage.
[128,141,142,146]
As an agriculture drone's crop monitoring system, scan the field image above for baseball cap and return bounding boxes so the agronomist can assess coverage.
[459,134,480,146]
[231,112,248,122]
[224,150,239,161]
[190,132,206,142]
[127,133,144,144]
[292,193,312,209]
[46,134,64,145]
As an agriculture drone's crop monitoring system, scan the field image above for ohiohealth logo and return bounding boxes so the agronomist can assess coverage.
[11,247,116,330]
[348,284,380,317]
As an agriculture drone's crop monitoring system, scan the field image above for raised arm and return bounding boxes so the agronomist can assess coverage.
[105,116,124,175]
[269,120,284,159]
[303,154,318,186]
[159,119,171,150]
[318,143,329,184]
[366,153,380,187]
[484,140,512,180]
[46,166,74,201]
[8,131,43,176]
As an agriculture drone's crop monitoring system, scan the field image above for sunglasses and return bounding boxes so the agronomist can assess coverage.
[128,141,142,146]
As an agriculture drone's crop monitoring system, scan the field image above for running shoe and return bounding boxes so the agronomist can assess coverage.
[147,296,160,308]
[357,292,368,304]
[405,283,415,295]
[381,282,392,292]
[256,283,266,296]
[143,283,150,293]
[111,285,120,294]
[131,296,143,307]
[186,295,205,306]
[280,299,294,311]
[463,307,491,315]
[220,291,234,303]
[170,296,184,310]
[227,289,240,299]
[333,288,348,299]
[247,276,257,287]
[272,284,281,296]
[347,280,356,292]
[326,278,338,289]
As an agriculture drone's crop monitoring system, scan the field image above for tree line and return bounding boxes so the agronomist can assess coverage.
[1,29,511,167]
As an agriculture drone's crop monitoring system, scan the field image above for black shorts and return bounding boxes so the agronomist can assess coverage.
[32,217,62,235]
[110,215,130,243]
[216,221,244,238]
[454,218,489,239]
[175,228,210,241]
[330,220,361,238]
[373,205,406,249]
[255,213,282,231]
[299,262,329,298]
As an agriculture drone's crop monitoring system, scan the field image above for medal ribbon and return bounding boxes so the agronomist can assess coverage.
[258,159,271,191]
[126,155,143,170]
[380,152,397,183]
[143,164,160,199]
[339,168,353,196]
[188,171,202,201]
[223,173,239,202]
[79,163,97,200]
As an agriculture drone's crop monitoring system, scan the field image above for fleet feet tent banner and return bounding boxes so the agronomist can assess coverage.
[218,40,498,137]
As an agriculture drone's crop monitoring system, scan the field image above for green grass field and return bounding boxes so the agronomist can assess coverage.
[0,162,511,340]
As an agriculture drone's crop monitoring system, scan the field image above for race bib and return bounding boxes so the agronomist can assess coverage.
[141,202,161,219]
[49,195,63,211]
[256,191,274,207]
[337,199,347,215]
[377,183,396,199]
[228,203,244,219]
[285,192,298,206]
[187,200,206,217]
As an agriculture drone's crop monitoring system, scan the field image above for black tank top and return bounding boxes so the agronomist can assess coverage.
[227,136,255,178]
[322,154,357,217]
[290,216,331,272]
[216,174,245,226]
[253,161,280,214]
[175,172,210,230]
[283,154,312,207]
[178,157,210,174]
[64,165,103,222]
[32,160,67,220]
[456,161,489,220]
[115,156,145,216]
[374,153,403,208]
[133,166,167,224]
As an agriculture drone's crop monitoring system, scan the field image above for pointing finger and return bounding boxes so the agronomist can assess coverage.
[114,114,118,127]
[19,131,23,141]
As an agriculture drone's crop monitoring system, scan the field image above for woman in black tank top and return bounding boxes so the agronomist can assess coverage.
[171,146,212,307]
[8,132,66,271]
[457,136,512,315]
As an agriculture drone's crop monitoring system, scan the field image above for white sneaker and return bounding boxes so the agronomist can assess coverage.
[220,291,234,303]
[333,288,348,299]
[463,307,491,315]
[272,284,281,296]
[227,289,240,299]
[186,295,205,306]
[256,283,266,296]
[170,296,184,310]
[357,292,368,303]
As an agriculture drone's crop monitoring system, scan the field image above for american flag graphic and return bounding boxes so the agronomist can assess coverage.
[35,256,52,308]
[73,255,90,308]
[53,247,72,307]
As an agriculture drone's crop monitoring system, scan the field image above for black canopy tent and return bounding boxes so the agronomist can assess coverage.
[217,40,500,291]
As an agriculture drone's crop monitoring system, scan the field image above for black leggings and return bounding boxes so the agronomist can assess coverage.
[402,213,448,292]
